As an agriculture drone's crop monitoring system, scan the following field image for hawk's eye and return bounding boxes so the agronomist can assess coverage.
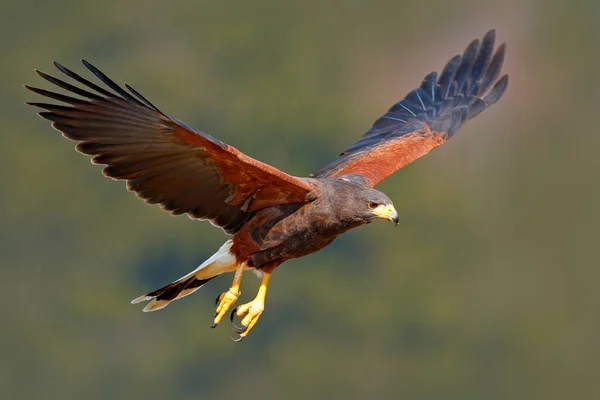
[368,202,378,209]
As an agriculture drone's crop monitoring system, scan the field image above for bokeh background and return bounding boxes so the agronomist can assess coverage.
[2,0,599,399]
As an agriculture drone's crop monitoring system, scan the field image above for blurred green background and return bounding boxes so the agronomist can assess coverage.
[2,0,599,398]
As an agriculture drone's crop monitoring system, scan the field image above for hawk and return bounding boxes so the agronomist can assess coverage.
[26,30,508,340]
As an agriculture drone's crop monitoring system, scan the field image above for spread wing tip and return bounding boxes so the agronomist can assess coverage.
[313,30,509,184]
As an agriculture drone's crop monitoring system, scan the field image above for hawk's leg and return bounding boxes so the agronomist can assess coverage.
[230,271,271,341]
[211,263,245,328]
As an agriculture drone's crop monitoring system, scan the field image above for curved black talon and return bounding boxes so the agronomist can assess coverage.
[231,335,245,343]
[214,293,222,308]
[210,322,218,329]
[230,308,247,334]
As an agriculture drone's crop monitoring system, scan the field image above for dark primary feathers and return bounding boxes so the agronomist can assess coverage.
[25,60,316,234]
[314,30,508,186]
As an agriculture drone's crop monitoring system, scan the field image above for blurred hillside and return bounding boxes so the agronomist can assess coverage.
[2,0,600,399]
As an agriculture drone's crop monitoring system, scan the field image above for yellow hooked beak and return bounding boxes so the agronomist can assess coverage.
[371,204,399,225]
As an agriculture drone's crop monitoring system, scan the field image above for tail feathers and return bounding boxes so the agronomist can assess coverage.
[132,275,216,312]
[132,239,237,312]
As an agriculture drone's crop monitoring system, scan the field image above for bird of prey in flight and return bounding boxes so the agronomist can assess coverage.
[26,30,508,341]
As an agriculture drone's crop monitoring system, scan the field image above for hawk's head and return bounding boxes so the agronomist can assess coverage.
[356,189,398,225]
[331,177,398,226]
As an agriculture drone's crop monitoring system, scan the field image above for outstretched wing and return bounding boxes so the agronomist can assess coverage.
[314,30,508,186]
[26,60,315,234]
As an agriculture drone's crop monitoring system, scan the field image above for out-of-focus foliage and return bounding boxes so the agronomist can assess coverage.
[2,0,599,398]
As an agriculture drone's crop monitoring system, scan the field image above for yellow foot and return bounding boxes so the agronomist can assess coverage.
[230,298,265,341]
[229,271,271,341]
[211,289,239,328]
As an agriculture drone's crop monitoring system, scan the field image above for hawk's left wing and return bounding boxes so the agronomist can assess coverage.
[314,30,508,187]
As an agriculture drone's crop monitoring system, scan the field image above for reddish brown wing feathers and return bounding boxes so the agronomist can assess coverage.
[314,30,508,187]
[324,123,448,186]
[26,60,314,234]
[170,125,314,209]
